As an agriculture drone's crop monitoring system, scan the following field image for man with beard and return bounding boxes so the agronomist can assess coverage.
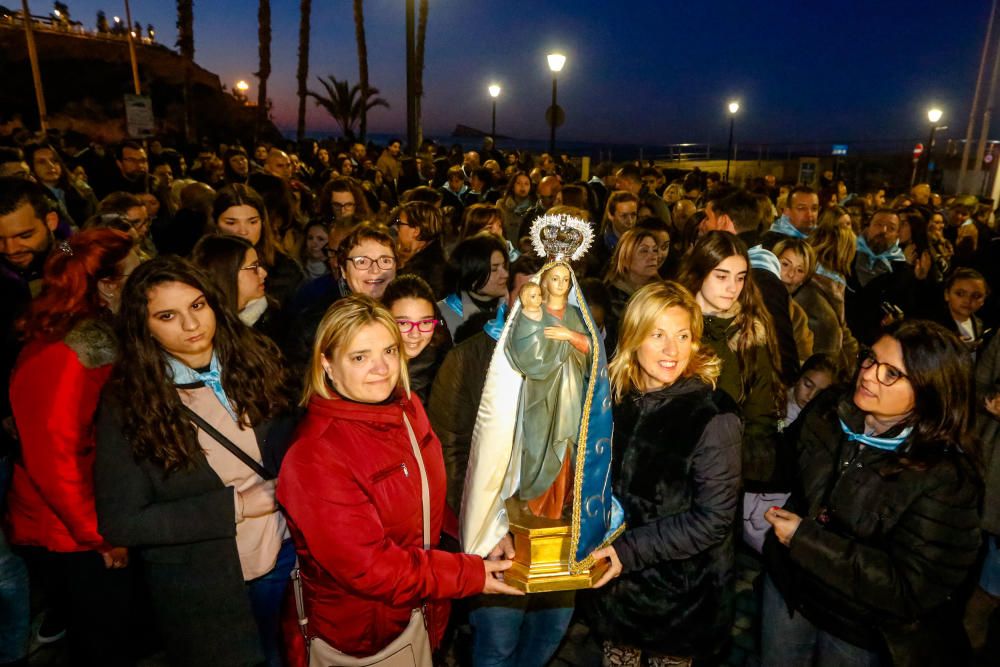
[845,208,914,345]
[95,141,153,199]
[0,177,60,505]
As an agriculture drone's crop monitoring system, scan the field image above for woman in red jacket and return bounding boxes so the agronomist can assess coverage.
[7,229,139,665]
[277,295,520,664]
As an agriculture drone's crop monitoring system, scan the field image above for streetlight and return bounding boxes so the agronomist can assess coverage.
[726,100,740,183]
[547,53,566,154]
[236,80,250,93]
[925,107,944,182]
[488,84,501,141]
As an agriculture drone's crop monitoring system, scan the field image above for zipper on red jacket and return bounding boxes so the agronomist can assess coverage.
[371,462,409,482]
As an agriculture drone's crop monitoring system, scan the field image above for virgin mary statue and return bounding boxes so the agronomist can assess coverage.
[460,213,624,575]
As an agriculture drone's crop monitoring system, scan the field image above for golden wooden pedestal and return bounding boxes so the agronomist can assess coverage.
[503,500,608,593]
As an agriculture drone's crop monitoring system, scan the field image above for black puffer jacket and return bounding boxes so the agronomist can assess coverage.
[586,377,742,658]
[764,389,981,666]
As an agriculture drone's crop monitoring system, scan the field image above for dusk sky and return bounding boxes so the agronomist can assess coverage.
[58,1,991,146]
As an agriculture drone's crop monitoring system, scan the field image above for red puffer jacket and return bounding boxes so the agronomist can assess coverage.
[277,390,486,659]
[6,320,116,553]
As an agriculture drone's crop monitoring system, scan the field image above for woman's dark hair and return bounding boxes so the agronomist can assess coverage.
[397,201,444,244]
[382,273,452,349]
[460,203,503,240]
[880,320,975,468]
[503,171,533,201]
[898,206,930,255]
[335,223,397,270]
[109,255,292,472]
[191,234,256,313]
[19,229,133,342]
[799,352,841,383]
[211,183,282,267]
[680,231,784,406]
[444,232,508,295]
[245,173,296,244]
[317,176,373,221]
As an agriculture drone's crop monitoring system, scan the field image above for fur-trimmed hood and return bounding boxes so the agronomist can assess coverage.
[702,303,768,351]
[63,318,118,369]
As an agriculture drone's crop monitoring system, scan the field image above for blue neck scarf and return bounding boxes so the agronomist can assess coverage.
[769,214,809,239]
[815,263,847,286]
[483,301,509,341]
[839,417,913,452]
[443,293,463,317]
[856,235,906,273]
[167,352,239,422]
[748,244,781,278]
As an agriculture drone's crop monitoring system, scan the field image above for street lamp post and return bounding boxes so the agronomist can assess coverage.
[925,107,944,183]
[547,53,566,154]
[235,79,250,105]
[489,84,501,141]
[726,100,740,183]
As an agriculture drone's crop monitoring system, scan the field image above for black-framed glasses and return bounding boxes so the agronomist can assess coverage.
[346,255,395,271]
[858,349,908,386]
[330,202,356,211]
[396,318,439,333]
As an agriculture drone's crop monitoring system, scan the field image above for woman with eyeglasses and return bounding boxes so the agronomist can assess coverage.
[287,224,399,380]
[192,235,286,348]
[7,229,139,665]
[761,320,981,666]
[383,275,452,403]
[212,183,304,310]
[393,201,447,299]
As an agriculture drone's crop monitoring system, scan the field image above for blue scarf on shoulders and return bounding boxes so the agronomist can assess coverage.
[167,352,239,422]
[769,214,808,239]
[443,293,463,318]
[856,236,906,273]
[839,417,913,452]
[748,244,781,278]
[814,263,846,286]
[483,301,508,341]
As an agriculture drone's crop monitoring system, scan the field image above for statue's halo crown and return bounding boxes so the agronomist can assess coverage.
[530,213,594,263]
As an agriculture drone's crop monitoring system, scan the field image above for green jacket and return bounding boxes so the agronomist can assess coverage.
[701,313,783,491]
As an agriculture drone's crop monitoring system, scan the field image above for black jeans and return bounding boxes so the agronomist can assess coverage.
[19,547,138,666]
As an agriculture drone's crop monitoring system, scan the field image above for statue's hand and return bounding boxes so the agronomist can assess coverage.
[543,326,573,341]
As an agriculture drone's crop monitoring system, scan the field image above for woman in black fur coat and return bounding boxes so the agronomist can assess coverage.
[587,281,742,667]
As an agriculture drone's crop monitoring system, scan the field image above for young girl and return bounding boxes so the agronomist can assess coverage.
[95,256,298,667]
[680,231,783,493]
[301,221,330,280]
[382,274,453,403]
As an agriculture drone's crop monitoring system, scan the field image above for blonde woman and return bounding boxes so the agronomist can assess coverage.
[276,296,520,666]
[803,222,859,372]
[773,238,816,364]
[603,228,664,339]
[589,281,741,667]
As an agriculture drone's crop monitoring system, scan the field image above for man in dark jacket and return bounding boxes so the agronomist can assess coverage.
[845,209,915,346]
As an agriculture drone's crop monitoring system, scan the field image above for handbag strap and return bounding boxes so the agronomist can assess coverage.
[290,410,432,652]
[402,413,431,550]
[181,405,274,481]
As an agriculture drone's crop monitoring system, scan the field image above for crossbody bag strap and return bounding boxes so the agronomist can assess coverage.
[402,413,431,549]
[181,405,275,481]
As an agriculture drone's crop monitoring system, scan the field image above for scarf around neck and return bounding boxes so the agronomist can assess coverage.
[839,417,913,452]
[167,351,239,422]
[856,235,906,272]
[769,215,808,239]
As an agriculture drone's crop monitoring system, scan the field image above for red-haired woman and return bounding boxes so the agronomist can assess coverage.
[7,229,139,665]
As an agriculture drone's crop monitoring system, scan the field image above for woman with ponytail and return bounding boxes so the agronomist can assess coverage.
[7,228,139,665]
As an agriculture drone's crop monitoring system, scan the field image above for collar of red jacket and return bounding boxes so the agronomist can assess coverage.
[307,389,413,425]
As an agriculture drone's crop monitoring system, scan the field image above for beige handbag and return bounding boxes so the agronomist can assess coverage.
[292,414,434,667]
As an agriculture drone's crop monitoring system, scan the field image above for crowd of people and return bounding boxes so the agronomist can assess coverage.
[0,129,998,667]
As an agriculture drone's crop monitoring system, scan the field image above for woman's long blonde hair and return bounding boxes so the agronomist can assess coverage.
[302,295,410,404]
[609,281,721,402]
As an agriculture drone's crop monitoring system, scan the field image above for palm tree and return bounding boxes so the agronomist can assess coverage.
[176,0,194,141]
[352,0,369,142]
[296,0,312,142]
[307,75,389,141]
[414,0,428,151]
[256,0,271,141]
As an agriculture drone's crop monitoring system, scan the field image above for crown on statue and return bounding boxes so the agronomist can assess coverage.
[530,213,594,263]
